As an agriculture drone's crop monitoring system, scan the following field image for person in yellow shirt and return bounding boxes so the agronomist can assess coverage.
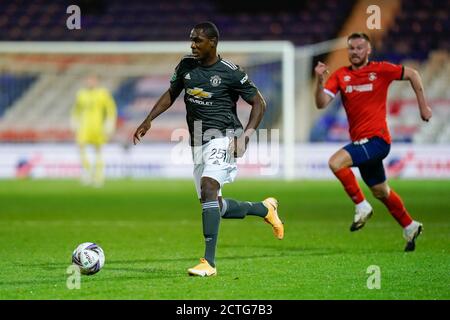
[71,74,117,187]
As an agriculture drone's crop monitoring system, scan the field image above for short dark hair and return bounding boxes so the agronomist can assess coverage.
[193,21,220,42]
[347,32,371,44]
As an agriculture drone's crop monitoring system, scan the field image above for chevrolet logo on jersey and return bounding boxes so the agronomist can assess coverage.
[186,87,213,99]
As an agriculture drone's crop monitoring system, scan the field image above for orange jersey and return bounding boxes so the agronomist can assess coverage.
[324,61,404,144]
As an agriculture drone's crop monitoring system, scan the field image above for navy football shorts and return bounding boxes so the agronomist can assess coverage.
[343,136,391,187]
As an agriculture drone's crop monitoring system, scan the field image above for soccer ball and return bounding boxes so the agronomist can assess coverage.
[72,242,105,275]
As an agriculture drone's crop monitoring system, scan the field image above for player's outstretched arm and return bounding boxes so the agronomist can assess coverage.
[233,90,267,157]
[314,61,333,109]
[133,89,175,145]
[403,67,432,122]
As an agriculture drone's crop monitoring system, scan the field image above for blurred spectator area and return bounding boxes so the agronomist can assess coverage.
[0,0,355,45]
[0,0,356,143]
[0,52,282,143]
[374,0,450,62]
[0,0,449,143]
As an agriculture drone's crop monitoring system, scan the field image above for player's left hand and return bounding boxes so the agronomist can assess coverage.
[133,119,151,145]
[420,106,432,122]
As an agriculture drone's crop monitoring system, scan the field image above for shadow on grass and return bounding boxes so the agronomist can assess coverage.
[0,267,177,287]
[219,244,346,255]
[18,245,344,271]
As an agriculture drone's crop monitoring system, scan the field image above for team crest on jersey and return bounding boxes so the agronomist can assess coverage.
[210,75,221,87]
[368,72,377,81]
[344,75,351,82]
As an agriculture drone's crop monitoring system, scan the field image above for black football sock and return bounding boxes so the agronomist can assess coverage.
[221,199,268,219]
[202,201,220,268]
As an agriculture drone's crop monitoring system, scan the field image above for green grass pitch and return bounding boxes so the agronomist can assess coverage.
[0,179,448,299]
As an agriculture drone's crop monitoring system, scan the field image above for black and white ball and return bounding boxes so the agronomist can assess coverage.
[72,242,105,275]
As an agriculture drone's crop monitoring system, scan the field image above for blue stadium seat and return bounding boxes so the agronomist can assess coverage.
[0,74,36,117]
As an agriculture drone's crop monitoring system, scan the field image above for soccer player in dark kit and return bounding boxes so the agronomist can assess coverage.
[133,22,284,276]
[314,32,432,252]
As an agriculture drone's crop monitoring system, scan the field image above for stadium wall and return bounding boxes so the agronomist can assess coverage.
[2,143,450,180]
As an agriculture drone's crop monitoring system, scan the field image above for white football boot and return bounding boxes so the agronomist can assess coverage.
[350,201,373,232]
[403,221,423,252]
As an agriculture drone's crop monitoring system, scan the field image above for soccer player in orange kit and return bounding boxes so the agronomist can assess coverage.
[314,33,432,251]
